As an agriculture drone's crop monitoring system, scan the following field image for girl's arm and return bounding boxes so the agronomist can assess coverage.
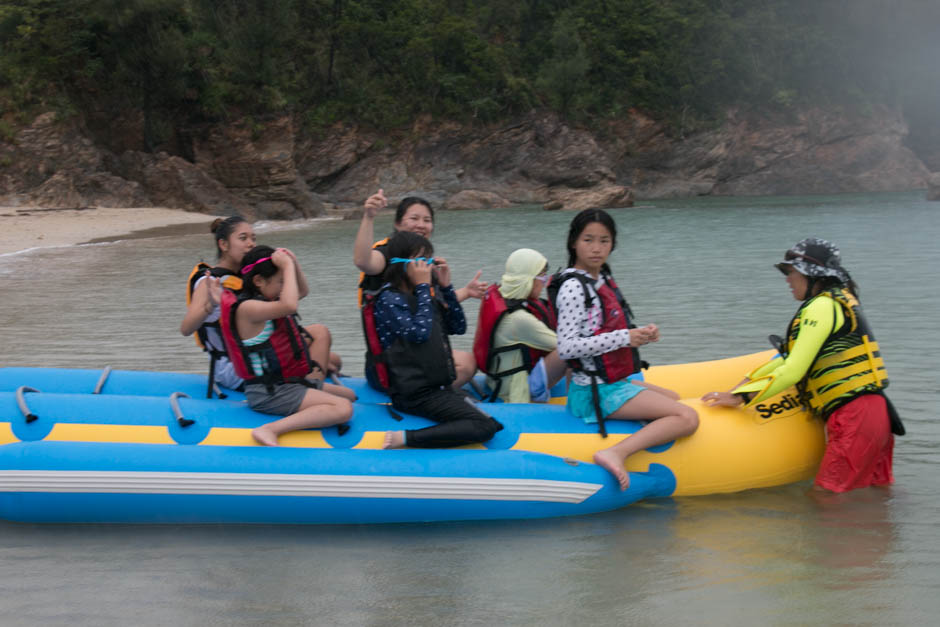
[732,297,837,405]
[239,252,300,324]
[555,279,632,360]
[180,274,219,336]
[438,285,466,335]
[281,248,309,299]
[378,284,436,344]
[353,190,389,275]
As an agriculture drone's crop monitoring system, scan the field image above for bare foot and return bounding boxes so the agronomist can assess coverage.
[252,426,279,446]
[593,449,630,491]
[383,430,405,449]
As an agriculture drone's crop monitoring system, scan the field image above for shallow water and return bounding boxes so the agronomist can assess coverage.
[1,191,938,625]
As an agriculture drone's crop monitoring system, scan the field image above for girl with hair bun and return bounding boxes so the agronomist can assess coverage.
[181,216,256,393]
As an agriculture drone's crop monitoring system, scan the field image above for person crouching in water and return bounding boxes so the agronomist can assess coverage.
[702,238,903,493]
[220,245,352,446]
[472,248,567,403]
[372,231,502,448]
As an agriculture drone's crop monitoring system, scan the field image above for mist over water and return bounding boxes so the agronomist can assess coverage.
[1,191,938,624]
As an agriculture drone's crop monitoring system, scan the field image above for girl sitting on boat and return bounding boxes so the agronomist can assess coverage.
[181,217,342,396]
[180,216,256,394]
[220,245,353,446]
[369,231,502,448]
[472,248,567,403]
[551,209,698,490]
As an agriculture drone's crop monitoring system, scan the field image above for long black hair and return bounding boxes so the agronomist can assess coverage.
[395,197,434,224]
[210,216,248,259]
[238,245,278,299]
[383,231,434,291]
[566,208,618,274]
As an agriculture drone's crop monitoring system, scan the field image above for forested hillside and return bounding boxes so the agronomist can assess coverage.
[2,0,938,154]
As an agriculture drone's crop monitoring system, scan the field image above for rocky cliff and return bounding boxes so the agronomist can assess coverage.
[0,106,930,216]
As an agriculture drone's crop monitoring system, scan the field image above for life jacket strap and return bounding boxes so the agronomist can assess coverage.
[589,374,608,438]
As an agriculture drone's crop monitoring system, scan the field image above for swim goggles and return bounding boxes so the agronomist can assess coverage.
[388,257,436,266]
[241,256,272,275]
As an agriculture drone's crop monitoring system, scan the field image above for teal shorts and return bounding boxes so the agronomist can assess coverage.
[567,378,646,424]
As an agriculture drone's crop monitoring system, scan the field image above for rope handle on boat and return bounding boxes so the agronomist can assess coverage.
[16,386,40,423]
[170,392,195,427]
[93,366,112,394]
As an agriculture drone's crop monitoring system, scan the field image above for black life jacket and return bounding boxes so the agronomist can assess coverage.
[362,284,456,398]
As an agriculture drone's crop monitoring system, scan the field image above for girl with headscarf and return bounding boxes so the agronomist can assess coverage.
[472,248,567,403]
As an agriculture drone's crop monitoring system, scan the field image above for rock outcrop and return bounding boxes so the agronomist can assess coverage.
[0,106,932,217]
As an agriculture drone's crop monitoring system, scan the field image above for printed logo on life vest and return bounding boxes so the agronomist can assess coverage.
[754,393,803,419]
[802,319,817,327]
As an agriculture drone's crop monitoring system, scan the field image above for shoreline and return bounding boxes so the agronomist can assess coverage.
[0,206,219,256]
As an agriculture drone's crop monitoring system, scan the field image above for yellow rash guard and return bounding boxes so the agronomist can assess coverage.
[733,295,843,405]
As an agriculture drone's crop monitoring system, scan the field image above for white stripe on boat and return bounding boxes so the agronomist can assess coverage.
[0,471,601,503]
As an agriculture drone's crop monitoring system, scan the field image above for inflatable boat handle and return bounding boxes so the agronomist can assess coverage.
[16,386,40,423]
[170,392,195,427]
[93,366,113,394]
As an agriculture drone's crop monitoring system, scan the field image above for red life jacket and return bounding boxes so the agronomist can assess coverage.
[547,269,645,383]
[218,289,314,388]
[360,286,391,392]
[472,284,556,384]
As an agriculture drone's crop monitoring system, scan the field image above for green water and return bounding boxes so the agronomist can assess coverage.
[1,191,938,624]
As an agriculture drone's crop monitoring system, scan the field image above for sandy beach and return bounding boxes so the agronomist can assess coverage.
[0,206,218,255]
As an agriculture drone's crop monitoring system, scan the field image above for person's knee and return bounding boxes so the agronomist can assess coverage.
[335,398,353,422]
[308,324,331,343]
[678,405,699,435]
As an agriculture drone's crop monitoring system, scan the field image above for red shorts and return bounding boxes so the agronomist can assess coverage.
[816,394,894,492]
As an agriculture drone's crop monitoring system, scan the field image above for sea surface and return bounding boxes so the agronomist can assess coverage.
[0,191,938,625]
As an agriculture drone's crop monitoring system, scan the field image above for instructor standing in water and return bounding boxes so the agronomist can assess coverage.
[702,238,903,493]
[354,189,486,388]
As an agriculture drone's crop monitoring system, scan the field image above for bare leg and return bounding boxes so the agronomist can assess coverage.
[253,388,353,446]
[635,380,680,400]
[303,323,333,378]
[322,381,357,401]
[593,390,699,490]
[543,351,568,390]
[452,349,477,389]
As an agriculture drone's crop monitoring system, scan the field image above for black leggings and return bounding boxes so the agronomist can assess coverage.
[392,388,503,448]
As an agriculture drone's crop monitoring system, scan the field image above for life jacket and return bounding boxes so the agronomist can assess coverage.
[357,238,390,308]
[186,262,244,398]
[547,269,647,436]
[186,262,243,353]
[472,284,556,401]
[547,269,645,383]
[218,289,314,391]
[361,284,456,398]
[785,287,892,419]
